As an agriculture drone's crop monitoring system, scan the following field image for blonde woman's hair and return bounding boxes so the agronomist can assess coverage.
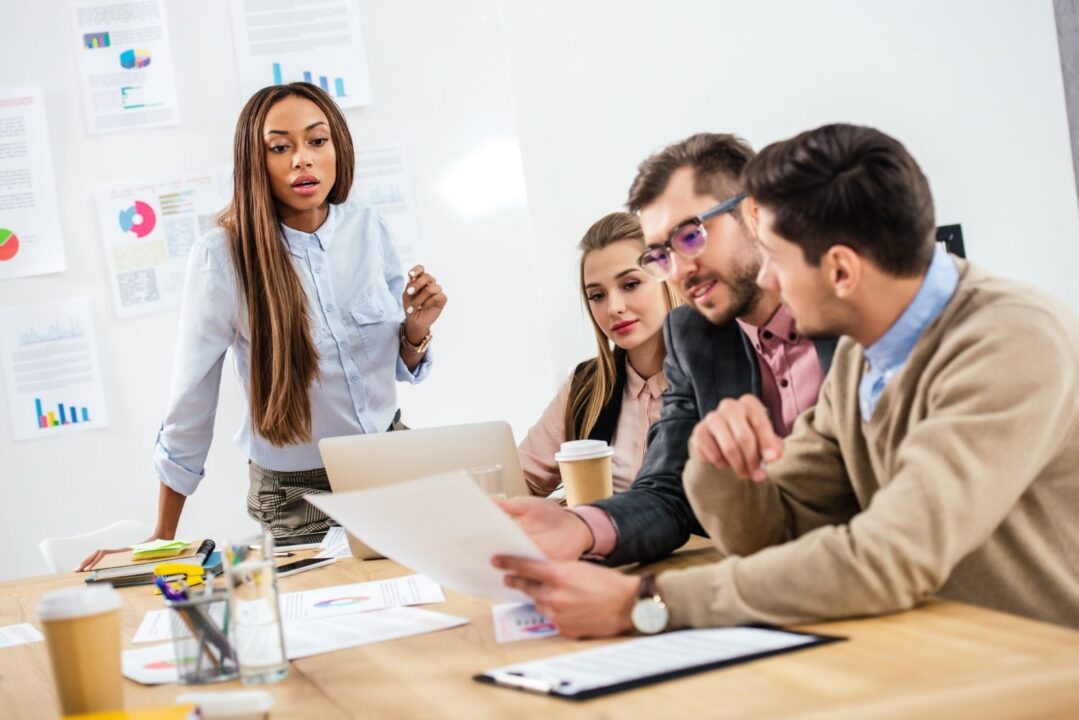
[219,82,355,446]
[565,212,681,440]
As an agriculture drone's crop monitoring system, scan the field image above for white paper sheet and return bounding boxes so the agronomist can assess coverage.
[69,0,180,134]
[482,628,823,696]
[284,606,466,660]
[230,0,373,108]
[314,526,351,559]
[0,298,110,441]
[95,169,231,316]
[123,608,467,682]
[132,575,444,643]
[279,575,445,622]
[492,603,558,643]
[0,623,44,648]
[0,87,65,280]
[305,472,547,602]
[132,602,227,644]
[354,145,420,268]
[121,642,185,685]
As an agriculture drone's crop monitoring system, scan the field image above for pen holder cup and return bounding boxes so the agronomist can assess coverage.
[164,588,240,684]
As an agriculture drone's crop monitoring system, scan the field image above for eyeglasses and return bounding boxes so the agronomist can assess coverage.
[637,192,747,280]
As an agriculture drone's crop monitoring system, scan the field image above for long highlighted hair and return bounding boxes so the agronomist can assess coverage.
[564,213,680,440]
[218,82,355,446]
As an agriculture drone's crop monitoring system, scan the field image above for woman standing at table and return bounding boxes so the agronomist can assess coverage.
[518,212,679,496]
[79,82,446,569]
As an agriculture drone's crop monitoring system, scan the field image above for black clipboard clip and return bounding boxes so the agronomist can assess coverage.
[484,670,571,696]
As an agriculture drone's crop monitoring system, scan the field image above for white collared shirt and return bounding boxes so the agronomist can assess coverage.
[154,201,432,496]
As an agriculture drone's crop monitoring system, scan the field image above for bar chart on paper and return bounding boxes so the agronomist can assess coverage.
[34,397,92,429]
[0,299,110,441]
[272,62,348,98]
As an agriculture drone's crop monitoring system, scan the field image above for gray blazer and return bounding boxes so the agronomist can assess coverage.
[590,305,837,566]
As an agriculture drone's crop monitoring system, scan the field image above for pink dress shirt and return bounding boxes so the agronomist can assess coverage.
[736,305,822,436]
[578,306,825,557]
[518,362,666,496]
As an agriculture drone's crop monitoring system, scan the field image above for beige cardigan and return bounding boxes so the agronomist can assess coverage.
[659,261,1079,629]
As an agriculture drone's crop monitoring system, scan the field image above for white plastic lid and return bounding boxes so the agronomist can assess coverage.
[554,439,614,462]
[35,585,121,621]
[176,690,274,719]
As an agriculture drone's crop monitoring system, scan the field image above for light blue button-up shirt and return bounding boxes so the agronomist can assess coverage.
[154,201,432,496]
[859,245,958,421]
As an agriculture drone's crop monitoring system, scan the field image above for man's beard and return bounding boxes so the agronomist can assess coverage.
[694,264,762,326]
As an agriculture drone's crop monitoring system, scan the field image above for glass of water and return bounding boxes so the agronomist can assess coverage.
[224,531,288,685]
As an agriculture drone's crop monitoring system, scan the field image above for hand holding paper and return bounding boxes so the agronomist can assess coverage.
[306,472,547,602]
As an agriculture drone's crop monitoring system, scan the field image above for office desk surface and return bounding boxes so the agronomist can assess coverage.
[2,541,1078,720]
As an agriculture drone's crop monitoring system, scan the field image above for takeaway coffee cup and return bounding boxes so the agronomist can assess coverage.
[35,585,123,715]
[555,440,615,506]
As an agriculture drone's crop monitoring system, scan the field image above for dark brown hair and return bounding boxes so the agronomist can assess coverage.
[744,123,935,276]
[219,82,355,446]
[565,213,680,440]
[626,133,756,213]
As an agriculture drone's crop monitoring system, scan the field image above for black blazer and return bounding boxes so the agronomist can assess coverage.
[591,305,837,566]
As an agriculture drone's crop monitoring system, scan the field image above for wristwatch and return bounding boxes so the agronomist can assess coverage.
[631,572,669,634]
[399,321,432,354]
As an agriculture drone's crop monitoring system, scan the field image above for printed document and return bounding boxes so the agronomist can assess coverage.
[306,472,547,602]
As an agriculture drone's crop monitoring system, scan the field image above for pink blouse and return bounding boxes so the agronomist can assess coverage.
[518,362,666,496]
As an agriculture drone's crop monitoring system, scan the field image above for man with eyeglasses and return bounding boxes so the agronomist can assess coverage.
[496,123,1079,637]
[502,133,836,568]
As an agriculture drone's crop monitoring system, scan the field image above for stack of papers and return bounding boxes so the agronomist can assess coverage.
[314,526,351,559]
[131,539,190,561]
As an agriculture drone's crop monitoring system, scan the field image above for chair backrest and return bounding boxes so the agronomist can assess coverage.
[39,519,151,573]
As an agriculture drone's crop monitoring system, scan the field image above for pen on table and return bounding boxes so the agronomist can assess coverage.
[273,551,295,558]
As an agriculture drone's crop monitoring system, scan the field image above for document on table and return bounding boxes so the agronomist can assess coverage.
[0,623,44,648]
[477,627,842,700]
[124,608,468,682]
[285,606,467,660]
[314,526,351,559]
[132,575,443,643]
[306,472,547,602]
[492,603,558,643]
[279,575,445,622]
[132,602,226,644]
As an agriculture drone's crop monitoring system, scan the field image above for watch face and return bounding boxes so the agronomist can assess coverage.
[632,598,669,634]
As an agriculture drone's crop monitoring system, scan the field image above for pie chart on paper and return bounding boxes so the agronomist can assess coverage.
[0,228,19,261]
[119,48,152,69]
[118,201,156,238]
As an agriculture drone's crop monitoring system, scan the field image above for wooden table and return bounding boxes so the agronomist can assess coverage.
[2,542,1078,719]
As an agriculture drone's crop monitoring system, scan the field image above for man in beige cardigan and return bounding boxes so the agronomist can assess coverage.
[494,123,1079,635]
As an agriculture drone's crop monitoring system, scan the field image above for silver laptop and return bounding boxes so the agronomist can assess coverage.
[318,420,527,559]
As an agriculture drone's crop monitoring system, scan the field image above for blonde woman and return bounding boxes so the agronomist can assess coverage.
[519,212,679,496]
[79,82,446,569]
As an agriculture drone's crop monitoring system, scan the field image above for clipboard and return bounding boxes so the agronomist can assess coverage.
[474,625,844,701]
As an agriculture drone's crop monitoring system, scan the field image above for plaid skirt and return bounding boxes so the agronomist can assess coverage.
[246,410,407,544]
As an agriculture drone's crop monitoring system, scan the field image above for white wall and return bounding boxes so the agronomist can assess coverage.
[502,0,1079,377]
[2,0,1076,581]
[0,0,555,580]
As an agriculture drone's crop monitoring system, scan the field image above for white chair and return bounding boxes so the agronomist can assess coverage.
[39,520,151,573]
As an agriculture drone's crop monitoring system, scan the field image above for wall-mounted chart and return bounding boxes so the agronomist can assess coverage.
[0,88,65,279]
[231,0,373,108]
[119,48,152,69]
[0,229,19,262]
[0,298,110,442]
